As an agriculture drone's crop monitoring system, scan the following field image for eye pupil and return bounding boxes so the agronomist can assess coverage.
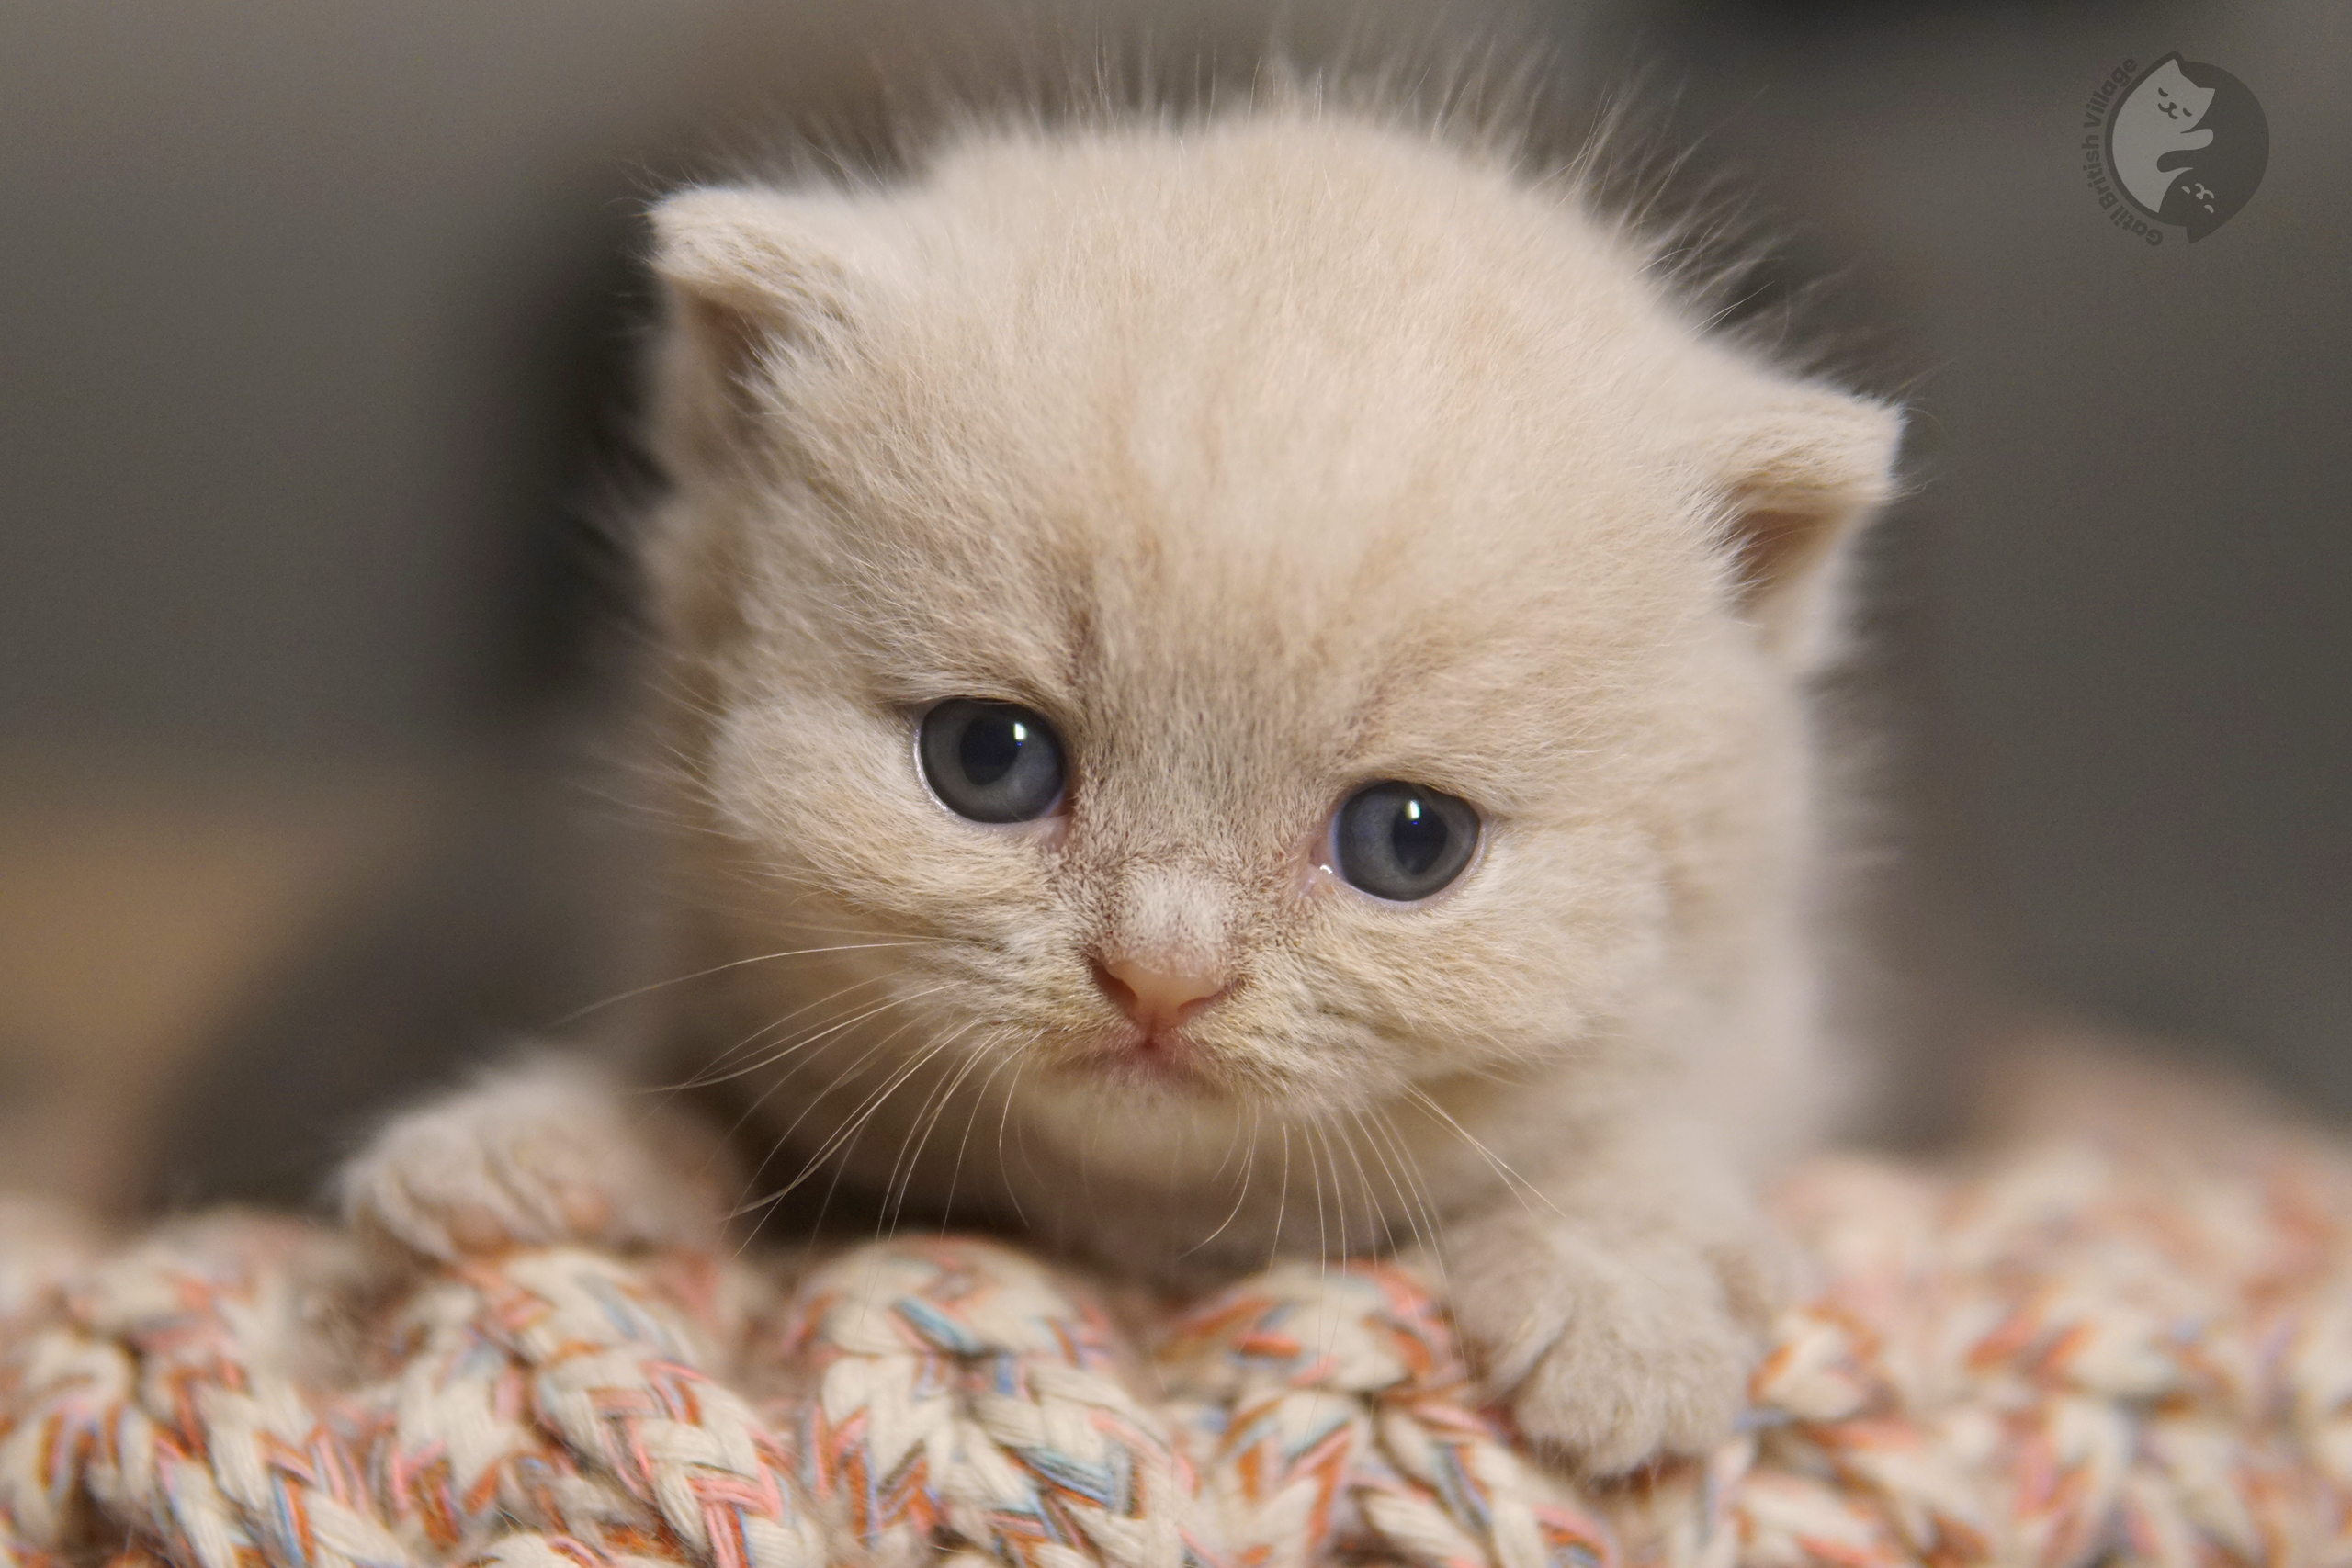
[1391,797,1450,876]
[959,715,1025,786]
[1333,781,1480,901]
[921,700,1066,823]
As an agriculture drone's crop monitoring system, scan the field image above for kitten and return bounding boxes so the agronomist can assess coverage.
[342,101,1902,1473]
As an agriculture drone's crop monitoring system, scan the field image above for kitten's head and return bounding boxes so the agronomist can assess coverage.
[641,109,1899,1153]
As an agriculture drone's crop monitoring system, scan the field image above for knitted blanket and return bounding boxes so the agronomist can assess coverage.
[5,1082,2349,1568]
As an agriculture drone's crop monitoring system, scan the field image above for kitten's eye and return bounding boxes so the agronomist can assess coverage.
[1331,782,1481,902]
[919,699,1068,823]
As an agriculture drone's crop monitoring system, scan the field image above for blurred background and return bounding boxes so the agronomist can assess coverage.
[3,0,2345,1215]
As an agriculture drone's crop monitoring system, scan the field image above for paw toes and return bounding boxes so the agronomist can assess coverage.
[445,1201,518,1257]
[1512,1339,1747,1472]
[1453,1223,1764,1474]
[339,1065,714,1263]
[555,1181,614,1237]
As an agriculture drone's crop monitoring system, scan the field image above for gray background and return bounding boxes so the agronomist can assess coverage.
[2,0,2345,1207]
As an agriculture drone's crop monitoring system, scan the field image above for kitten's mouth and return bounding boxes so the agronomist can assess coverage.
[1065,1026,1217,1094]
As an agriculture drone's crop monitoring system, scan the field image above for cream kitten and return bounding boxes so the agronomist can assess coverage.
[343,102,1901,1473]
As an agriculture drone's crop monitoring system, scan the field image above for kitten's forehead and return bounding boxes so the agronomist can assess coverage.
[773,118,1723,752]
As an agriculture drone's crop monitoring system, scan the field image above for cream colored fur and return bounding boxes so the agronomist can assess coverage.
[343,102,1902,1474]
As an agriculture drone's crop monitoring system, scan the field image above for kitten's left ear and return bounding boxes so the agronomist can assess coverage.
[1696,377,1905,669]
[644,186,890,473]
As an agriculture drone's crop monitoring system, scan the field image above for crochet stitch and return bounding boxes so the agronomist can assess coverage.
[5,1104,2350,1568]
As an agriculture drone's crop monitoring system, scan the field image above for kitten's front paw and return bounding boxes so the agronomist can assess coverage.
[1447,1214,1773,1474]
[340,1059,723,1263]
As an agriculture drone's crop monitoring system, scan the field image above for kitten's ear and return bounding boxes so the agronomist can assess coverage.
[1698,378,1904,668]
[645,186,882,470]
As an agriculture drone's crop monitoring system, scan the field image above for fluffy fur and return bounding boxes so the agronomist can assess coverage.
[343,100,1902,1474]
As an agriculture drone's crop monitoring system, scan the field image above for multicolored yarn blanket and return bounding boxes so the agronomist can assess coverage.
[5,1074,2350,1568]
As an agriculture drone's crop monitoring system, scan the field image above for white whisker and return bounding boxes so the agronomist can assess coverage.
[663,973,897,1094]
[1304,1118,1332,1277]
[735,1023,967,1217]
[547,940,937,1029]
[1182,1103,1261,1260]
[707,982,955,1091]
[1329,1111,1386,1258]
[1401,1084,1562,1220]
[942,1041,1018,1228]
[1268,1122,1293,1273]
[995,1059,1032,1228]
[723,991,950,1214]
[1367,1104,1448,1284]
[882,1025,996,1237]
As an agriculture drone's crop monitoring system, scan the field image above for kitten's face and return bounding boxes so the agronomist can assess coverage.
[649,116,1895,1147]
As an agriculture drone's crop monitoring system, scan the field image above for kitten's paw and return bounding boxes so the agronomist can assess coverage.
[1447,1215,1773,1474]
[340,1059,723,1263]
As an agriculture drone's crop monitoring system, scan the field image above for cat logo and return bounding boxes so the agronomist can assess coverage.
[2081,54,2268,243]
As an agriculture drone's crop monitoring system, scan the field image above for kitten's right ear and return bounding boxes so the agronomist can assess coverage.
[1692,377,1905,671]
[645,186,877,470]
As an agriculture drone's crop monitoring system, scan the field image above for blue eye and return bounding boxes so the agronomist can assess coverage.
[1332,782,1481,901]
[919,700,1067,823]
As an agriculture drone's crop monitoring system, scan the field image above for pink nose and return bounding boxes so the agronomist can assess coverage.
[1091,955,1228,1033]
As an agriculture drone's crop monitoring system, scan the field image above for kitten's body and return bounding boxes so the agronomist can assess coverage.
[345,103,1900,1472]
